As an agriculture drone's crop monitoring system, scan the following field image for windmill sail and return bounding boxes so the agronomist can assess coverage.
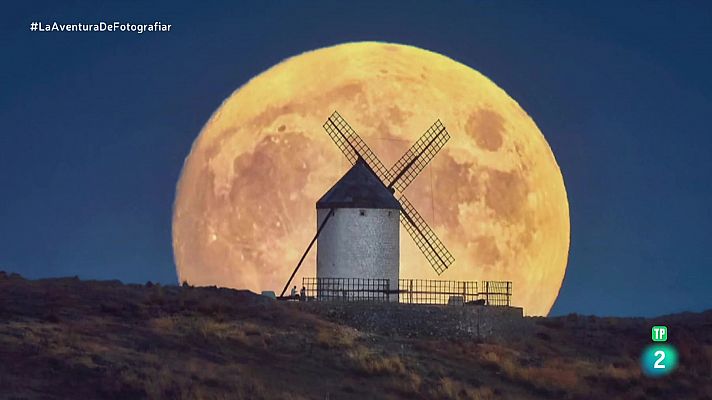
[323,111,455,275]
[398,194,454,275]
[323,111,392,184]
[388,119,450,192]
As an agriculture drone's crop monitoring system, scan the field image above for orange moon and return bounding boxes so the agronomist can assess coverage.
[172,42,569,316]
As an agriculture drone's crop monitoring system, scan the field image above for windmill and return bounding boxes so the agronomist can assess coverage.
[280,111,454,298]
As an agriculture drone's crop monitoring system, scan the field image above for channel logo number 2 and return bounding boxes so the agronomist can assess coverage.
[653,350,666,369]
[641,326,677,377]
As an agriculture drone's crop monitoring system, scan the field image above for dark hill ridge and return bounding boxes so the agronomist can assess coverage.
[0,272,710,399]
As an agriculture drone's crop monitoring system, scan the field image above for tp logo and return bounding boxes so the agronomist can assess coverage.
[652,325,667,342]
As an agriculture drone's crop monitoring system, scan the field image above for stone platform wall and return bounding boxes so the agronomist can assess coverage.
[289,301,530,339]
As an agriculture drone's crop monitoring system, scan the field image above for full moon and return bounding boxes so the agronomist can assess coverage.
[173,42,569,316]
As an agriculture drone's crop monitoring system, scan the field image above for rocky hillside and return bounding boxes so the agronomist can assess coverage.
[0,272,710,399]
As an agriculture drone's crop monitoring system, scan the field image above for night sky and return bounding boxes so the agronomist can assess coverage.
[2,1,711,317]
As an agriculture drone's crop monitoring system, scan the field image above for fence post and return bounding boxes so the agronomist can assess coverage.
[409,279,413,304]
[485,281,489,306]
[507,281,512,306]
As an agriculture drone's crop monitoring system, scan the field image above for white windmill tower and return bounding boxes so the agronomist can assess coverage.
[315,158,401,299]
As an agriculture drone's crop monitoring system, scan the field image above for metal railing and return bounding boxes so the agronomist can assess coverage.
[301,277,512,306]
[302,277,392,301]
[398,279,478,304]
[478,280,513,306]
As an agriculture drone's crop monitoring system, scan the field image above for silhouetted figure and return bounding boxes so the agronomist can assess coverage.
[300,286,306,301]
[290,285,297,299]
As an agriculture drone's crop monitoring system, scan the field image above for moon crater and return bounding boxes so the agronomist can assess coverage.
[467,109,505,152]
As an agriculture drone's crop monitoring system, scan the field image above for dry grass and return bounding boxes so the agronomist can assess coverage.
[430,377,496,400]
[149,316,178,331]
[389,370,423,395]
[316,325,357,349]
[479,343,582,394]
[345,345,407,376]
[602,362,640,381]
[516,364,580,393]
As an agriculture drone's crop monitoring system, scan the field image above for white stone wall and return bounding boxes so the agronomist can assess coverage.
[316,208,399,297]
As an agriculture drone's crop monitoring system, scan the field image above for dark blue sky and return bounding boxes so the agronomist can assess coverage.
[2,1,711,317]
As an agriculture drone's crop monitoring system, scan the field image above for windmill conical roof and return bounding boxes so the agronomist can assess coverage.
[316,159,401,210]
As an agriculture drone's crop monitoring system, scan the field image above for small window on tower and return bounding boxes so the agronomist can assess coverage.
[388,211,392,217]
[359,209,366,216]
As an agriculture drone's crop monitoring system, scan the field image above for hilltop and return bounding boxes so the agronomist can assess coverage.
[0,272,710,399]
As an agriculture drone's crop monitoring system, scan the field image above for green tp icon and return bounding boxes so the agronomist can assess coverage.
[652,326,668,342]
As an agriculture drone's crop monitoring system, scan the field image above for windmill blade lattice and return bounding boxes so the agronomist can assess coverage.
[322,111,455,275]
[323,111,393,184]
[388,120,450,192]
[398,194,454,275]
